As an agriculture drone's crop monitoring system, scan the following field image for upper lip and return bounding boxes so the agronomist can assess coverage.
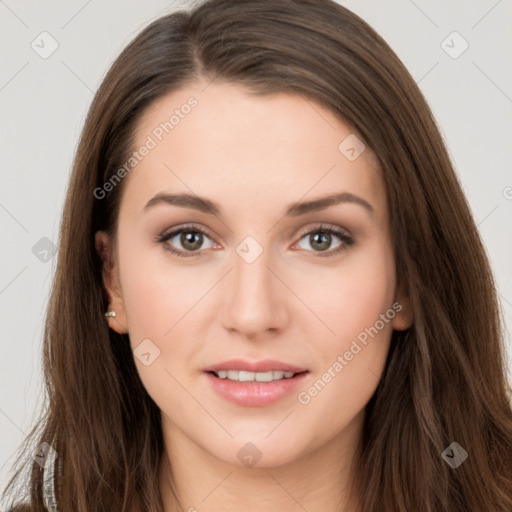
[204,359,308,374]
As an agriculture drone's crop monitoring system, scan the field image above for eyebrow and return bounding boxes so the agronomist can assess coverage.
[143,191,374,216]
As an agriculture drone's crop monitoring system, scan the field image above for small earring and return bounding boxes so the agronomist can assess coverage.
[105,310,116,318]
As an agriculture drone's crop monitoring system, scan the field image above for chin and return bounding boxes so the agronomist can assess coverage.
[207,436,312,470]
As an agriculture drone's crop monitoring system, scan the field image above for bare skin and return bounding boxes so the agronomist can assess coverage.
[96,80,413,512]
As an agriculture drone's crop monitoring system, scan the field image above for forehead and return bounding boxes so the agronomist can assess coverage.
[124,81,385,217]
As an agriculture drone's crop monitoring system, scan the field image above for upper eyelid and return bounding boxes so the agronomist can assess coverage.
[295,223,351,238]
[161,223,214,239]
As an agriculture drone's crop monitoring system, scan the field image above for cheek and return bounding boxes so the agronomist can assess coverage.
[336,265,395,344]
[116,241,203,406]
[293,239,396,432]
[118,235,204,341]
[294,237,397,352]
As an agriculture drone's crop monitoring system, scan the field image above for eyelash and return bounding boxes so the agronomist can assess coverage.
[155,222,355,259]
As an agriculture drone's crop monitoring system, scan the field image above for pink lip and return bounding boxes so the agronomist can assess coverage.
[203,358,309,407]
[204,371,309,407]
[203,358,308,373]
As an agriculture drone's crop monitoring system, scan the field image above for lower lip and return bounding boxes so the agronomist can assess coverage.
[204,371,309,407]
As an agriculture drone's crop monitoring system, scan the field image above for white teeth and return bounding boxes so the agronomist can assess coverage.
[240,370,258,382]
[255,371,274,382]
[227,370,239,380]
[214,370,296,381]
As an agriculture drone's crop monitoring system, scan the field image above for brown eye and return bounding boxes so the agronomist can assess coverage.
[179,231,204,251]
[157,225,216,257]
[295,225,354,256]
[308,231,333,251]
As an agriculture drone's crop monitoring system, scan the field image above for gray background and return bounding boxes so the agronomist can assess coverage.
[1,0,511,496]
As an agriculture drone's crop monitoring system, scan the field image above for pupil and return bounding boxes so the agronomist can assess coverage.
[311,232,330,251]
[181,231,202,251]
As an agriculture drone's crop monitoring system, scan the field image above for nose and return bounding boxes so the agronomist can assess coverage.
[221,246,289,339]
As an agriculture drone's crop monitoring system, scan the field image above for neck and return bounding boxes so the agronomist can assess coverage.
[159,410,364,512]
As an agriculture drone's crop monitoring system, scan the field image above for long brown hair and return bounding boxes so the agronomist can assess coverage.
[3,0,512,510]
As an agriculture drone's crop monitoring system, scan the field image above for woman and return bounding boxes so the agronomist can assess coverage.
[3,0,512,510]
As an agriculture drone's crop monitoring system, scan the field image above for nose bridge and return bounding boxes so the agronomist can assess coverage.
[232,241,275,308]
[233,245,271,297]
[222,237,287,335]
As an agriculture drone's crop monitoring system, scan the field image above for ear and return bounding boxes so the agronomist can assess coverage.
[95,231,128,334]
[392,278,414,331]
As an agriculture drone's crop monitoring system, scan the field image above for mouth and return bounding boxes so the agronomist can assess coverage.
[207,369,309,382]
[203,358,308,375]
[203,359,310,407]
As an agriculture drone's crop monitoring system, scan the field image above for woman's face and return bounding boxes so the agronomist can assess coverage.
[96,81,412,468]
